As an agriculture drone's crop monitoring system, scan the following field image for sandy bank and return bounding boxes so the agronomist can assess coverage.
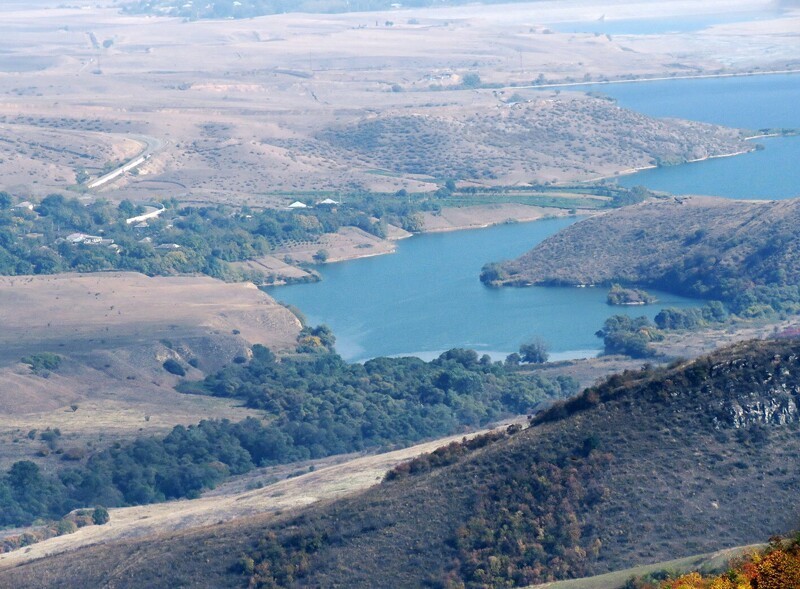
[265,204,589,273]
[420,204,575,233]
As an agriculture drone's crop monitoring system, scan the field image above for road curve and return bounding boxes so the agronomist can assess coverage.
[86,134,164,190]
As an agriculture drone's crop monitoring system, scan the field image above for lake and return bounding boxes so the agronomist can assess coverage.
[587,73,800,198]
[269,73,795,362]
[267,218,697,362]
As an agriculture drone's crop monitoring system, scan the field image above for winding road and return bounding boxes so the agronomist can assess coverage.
[86,134,164,190]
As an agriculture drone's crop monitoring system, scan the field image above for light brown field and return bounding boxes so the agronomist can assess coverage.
[272,224,405,263]
[0,272,301,468]
[419,203,574,232]
[0,0,796,202]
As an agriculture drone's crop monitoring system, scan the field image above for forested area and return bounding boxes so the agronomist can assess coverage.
[185,344,575,456]
[0,345,574,529]
[241,339,800,589]
[0,192,426,282]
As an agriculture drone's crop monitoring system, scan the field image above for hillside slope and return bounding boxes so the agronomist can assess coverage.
[483,196,800,313]
[0,272,302,471]
[3,338,800,588]
[314,95,749,184]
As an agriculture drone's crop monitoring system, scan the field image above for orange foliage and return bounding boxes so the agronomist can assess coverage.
[659,537,800,589]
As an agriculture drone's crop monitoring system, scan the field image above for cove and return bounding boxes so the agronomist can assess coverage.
[267,218,698,362]
[583,73,800,199]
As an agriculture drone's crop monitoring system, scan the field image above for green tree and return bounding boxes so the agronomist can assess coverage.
[92,506,110,525]
[462,73,481,88]
[519,338,549,364]
[163,358,186,376]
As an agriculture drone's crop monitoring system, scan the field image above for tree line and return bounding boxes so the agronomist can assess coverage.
[0,344,575,528]
[0,191,430,282]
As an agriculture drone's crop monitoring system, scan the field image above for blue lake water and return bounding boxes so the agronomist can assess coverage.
[581,74,800,129]
[616,136,800,199]
[268,218,698,362]
[270,74,797,361]
[578,74,800,198]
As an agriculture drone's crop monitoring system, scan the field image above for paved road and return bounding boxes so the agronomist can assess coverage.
[87,134,164,190]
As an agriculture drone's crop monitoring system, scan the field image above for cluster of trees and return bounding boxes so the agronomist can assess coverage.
[627,535,800,589]
[595,315,664,358]
[654,302,728,330]
[450,449,611,587]
[21,352,62,375]
[245,425,612,589]
[0,419,281,527]
[0,345,574,528]
[607,284,656,306]
[505,338,550,365]
[0,192,424,282]
[186,344,576,459]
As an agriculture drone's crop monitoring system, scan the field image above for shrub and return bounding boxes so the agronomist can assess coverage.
[21,352,62,373]
[519,338,549,363]
[56,519,77,535]
[92,506,110,525]
[162,358,186,376]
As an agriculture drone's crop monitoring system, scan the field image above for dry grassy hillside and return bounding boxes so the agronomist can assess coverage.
[0,121,143,191]
[0,272,300,469]
[315,96,749,184]
[3,339,799,588]
[485,196,800,311]
[1,1,797,201]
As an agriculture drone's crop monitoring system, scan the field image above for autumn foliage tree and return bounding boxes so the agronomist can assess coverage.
[653,535,800,589]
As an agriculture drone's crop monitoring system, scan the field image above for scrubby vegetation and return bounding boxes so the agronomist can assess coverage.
[607,284,656,305]
[237,338,800,589]
[487,197,800,317]
[0,345,573,528]
[316,100,747,184]
[595,315,663,358]
[627,535,800,589]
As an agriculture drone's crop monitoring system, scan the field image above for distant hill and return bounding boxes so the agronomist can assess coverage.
[313,96,749,185]
[4,338,800,587]
[482,196,800,315]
